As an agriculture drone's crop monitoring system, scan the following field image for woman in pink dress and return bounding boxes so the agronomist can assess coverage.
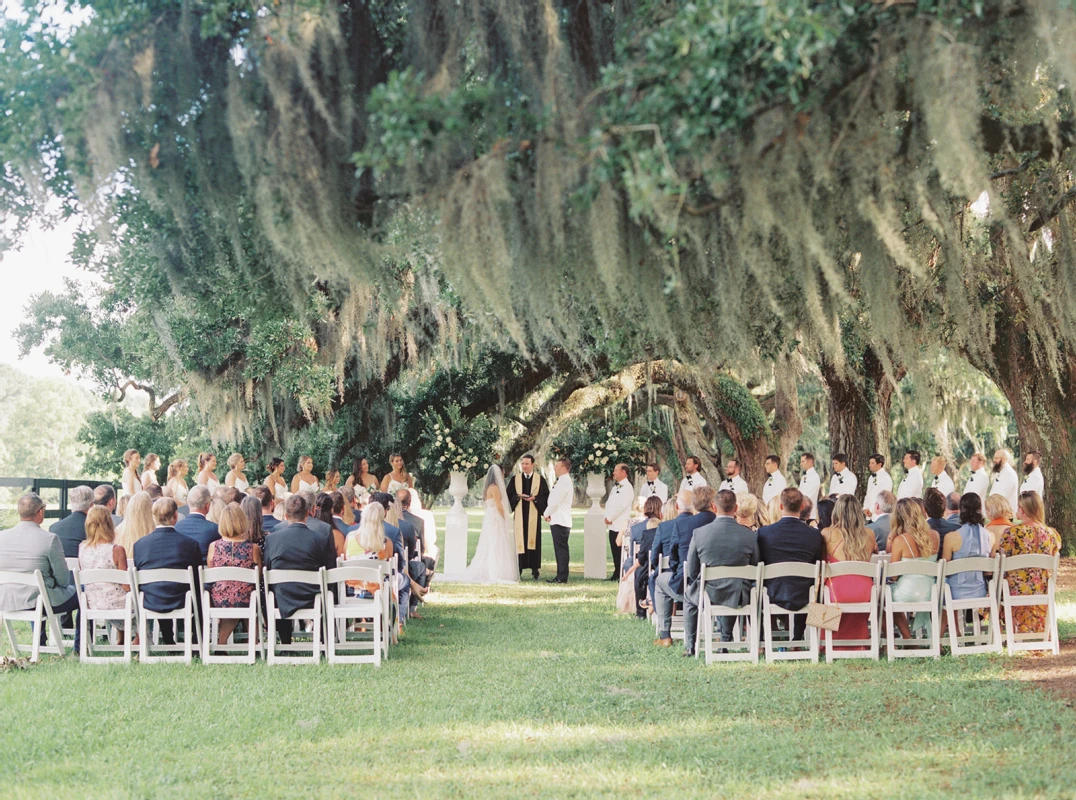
[821,495,878,650]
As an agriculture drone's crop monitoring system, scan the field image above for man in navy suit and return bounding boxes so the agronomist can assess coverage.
[250,486,281,533]
[756,487,825,642]
[649,491,693,612]
[654,486,717,647]
[133,498,202,646]
[51,485,95,559]
[174,485,221,564]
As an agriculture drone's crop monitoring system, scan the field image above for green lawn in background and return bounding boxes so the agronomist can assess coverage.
[1,508,1074,799]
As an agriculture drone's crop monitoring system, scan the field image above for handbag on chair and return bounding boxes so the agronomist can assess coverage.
[805,600,842,632]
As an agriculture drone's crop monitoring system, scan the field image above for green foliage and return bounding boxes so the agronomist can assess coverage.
[712,376,770,442]
[416,404,497,486]
[549,414,651,478]
[76,408,213,482]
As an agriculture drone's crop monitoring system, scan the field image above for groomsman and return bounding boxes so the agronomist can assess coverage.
[963,453,989,504]
[798,453,821,512]
[543,458,574,584]
[639,463,669,505]
[679,456,708,493]
[862,454,892,518]
[928,456,955,496]
[1020,451,1045,498]
[603,463,635,581]
[896,450,924,500]
[761,455,787,505]
[989,449,1020,513]
[718,459,749,496]
[828,453,857,498]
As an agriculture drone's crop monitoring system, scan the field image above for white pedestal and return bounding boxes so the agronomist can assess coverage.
[442,471,469,578]
[583,473,607,579]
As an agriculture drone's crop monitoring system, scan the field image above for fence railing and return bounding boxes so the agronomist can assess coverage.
[0,477,117,520]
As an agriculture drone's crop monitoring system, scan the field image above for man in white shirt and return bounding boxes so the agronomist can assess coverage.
[896,450,924,500]
[603,463,635,581]
[543,457,575,584]
[639,462,669,505]
[718,459,749,496]
[1020,450,1045,500]
[828,453,858,498]
[862,453,893,519]
[928,456,955,497]
[989,448,1020,514]
[963,453,989,506]
[798,453,821,515]
[678,456,708,494]
[761,455,787,505]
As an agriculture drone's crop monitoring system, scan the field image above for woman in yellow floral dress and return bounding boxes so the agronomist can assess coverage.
[998,492,1061,634]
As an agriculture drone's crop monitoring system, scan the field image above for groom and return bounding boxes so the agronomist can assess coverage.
[506,454,550,580]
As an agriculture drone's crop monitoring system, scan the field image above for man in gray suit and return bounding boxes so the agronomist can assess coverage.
[867,490,896,553]
[682,489,759,656]
[0,493,79,652]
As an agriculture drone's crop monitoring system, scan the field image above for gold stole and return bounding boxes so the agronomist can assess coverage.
[514,472,539,554]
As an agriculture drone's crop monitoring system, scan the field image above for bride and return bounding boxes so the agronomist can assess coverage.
[461,465,520,584]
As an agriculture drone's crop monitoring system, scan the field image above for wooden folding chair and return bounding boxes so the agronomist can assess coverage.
[200,566,264,664]
[323,566,384,665]
[762,561,821,663]
[74,567,136,664]
[264,568,325,665]
[942,555,1002,655]
[697,563,761,664]
[821,560,882,663]
[883,559,944,660]
[133,567,201,664]
[0,569,67,662]
[1000,553,1060,655]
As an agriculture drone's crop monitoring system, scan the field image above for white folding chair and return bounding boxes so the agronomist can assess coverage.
[1000,553,1060,655]
[133,567,200,664]
[0,569,67,662]
[821,560,882,662]
[883,559,944,660]
[943,556,1002,655]
[338,557,393,658]
[59,557,80,650]
[200,567,263,664]
[762,561,821,663]
[697,563,761,664]
[74,567,136,663]
[264,568,325,665]
[323,566,384,665]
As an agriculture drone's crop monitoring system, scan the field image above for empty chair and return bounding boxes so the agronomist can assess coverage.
[324,565,385,665]
[0,570,66,662]
[200,566,263,664]
[761,561,821,663]
[1000,553,1060,655]
[133,567,201,664]
[697,563,761,664]
[883,559,944,660]
[821,560,882,662]
[942,556,1002,655]
[264,568,325,665]
[74,567,137,663]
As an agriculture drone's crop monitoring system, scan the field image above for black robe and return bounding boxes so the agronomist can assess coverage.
[506,471,550,574]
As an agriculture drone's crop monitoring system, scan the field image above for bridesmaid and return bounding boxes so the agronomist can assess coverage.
[323,469,341,493]
[140,453,161,489]
[121,450,141,498]
[166,459,189,505]
[345,455,379,493]
[196,452,220,492]
[290,455,320,495]
[225,453,249,492]
[265,458,288,506]
[380,453,414,493]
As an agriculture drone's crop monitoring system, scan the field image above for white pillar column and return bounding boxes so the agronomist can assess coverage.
[583,473,607,579]
[442,471,469,579]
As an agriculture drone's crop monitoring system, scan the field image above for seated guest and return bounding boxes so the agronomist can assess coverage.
[78,506,131,645]
[391,491,429,616]
[998,491,1062,635]
[683,489,759,656]
[925,487,960,546]
[622,496,663,619]
[797,497,813,523]
[814,496,836,532]
[940,492,995,637]
[330,492,350,536]
[649,491,693,614]
[249,486,280,533]
[117,492,155,558]
[94,484,123,526]
[397,489,436,575]
[206,497,226,524]
[757,488,825,643]
[345,501,394,596]
[984,494,1013,552]
[886,498,940,641]
[382,495,422,620]
[821,495,876,650]
[239,495,266,546]
[175,485,221,564]
[52,485,94,559]
[293,490,335,544]
[313,492,345,558]
[132,498,202,646]
[734,493,768,530]
[945,492,962,523]
[339,486,357,528]
[217,486,244,506]
[207,503,262,645]
[653,486,717,647]
[116,495,132,518]
[144,484,164,500]
[0,492,80,653]
[262,494,337,644]
[866,491,896,553]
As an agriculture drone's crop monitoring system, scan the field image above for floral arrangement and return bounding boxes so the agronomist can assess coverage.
[418,404,497,483]
[549,415,650,478]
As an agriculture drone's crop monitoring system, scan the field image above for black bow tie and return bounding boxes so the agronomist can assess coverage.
[647,481,654,488]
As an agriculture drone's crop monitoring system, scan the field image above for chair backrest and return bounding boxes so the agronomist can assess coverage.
[658,555,670,572]
[135,567,196,586]
[1001,553,1059,573]
[884,559,941,579]
[0,569,40,588]
[337,558,391,578]
[77,568,131,586]
[325,566,384,586]
[823,560,880,581]
[65,557,79,572]
[263,567,324,587]
[700,564,759,582]
[944,556,999,577]
[201,566,260,585]
[762,561,819,580]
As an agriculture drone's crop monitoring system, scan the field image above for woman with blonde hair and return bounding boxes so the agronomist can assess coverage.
[78,506,132,645]
[116,494,132,518]
[166,459,189,505]
[141,453,161,489]
[766,495,783,527]
[121,449,141,498]
[206,502,262,645]
[206,497,226,524]
[116,491,155,557]
[661,498,678,522]
[624,495,664,617]
[339,486,357,527]
[224,453,249,492]
[345,501,393,596]
[886,497,940,640]
[999,491,1062,634]
[323,469,341,493]
[291,455,320,495]
[196,452,220,492]
[821,495,877,650]
[735,493,767,530]
[380,453,414,493]
[984,494,1013,551]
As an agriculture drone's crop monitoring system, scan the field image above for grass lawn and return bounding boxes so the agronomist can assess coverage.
[2,508,1074,799]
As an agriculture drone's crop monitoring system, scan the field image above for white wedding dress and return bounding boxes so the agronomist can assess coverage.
[461,496,520,585]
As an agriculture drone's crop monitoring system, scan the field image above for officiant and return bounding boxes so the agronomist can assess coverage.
[506,453,550,580]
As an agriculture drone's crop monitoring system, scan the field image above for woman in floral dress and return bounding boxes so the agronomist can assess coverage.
[207,503,262,645]
[999,492,1061,634]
